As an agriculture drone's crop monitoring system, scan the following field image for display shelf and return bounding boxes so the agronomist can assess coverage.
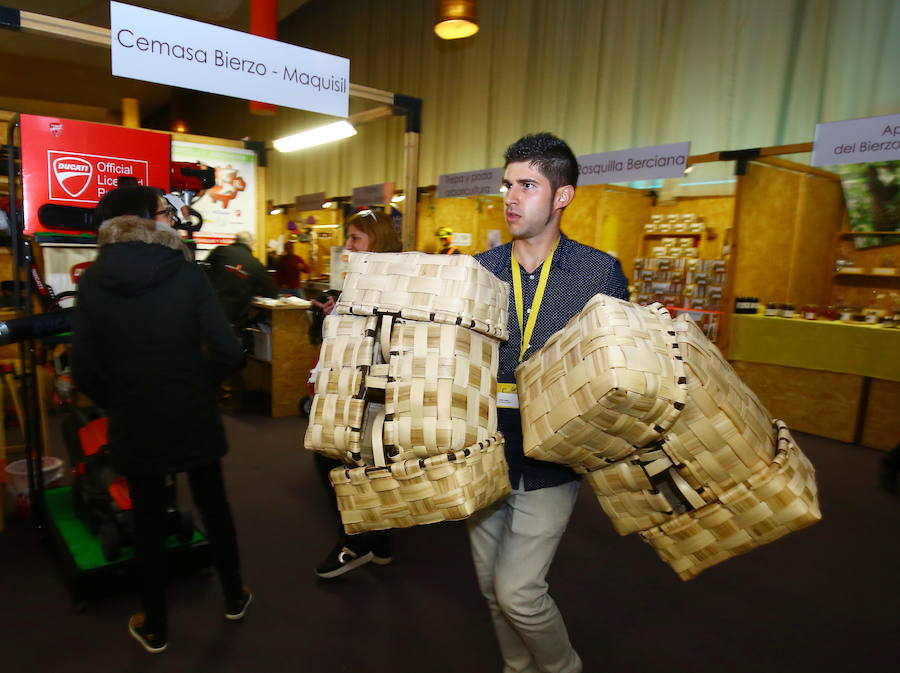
[836,231,900,237]
[665,305,723,315]
[833,272,900,279]
[641,233,702,239]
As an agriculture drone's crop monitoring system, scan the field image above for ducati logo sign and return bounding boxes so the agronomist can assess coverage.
[21,114,171,235]
[47,150,151,203]
[52,156,93,197]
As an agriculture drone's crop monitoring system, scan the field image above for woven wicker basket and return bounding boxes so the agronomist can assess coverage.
[330,434,511,533]
[336,251,510,340]
[304,314,378,463]
[384,320,499,459]
[661,316,776,492]
[305,316,500,465]
[639,420,821,581]
[517,297,687,470]
[584,313,779,535]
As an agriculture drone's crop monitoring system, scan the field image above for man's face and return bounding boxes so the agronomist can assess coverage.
[502,161,555,240]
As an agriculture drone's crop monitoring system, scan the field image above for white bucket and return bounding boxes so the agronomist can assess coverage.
[5,457,64,517]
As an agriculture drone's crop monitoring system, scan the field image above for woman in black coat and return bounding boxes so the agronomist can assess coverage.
[71,186,251,654]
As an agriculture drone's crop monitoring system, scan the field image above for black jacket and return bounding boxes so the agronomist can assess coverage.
[72,216,243,477]
[205,242,278,325]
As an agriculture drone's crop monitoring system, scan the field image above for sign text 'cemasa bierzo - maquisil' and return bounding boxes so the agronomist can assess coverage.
[812,113,900,166]
[577,142,690,186]
[110,2,349,118]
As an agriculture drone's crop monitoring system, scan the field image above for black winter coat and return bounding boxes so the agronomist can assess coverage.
[71,216,243,477]
[205,242,277,325]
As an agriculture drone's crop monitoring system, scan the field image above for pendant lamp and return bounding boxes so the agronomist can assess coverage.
[434,0,479,40]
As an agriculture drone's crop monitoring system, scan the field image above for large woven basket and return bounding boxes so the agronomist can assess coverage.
[517,297,820,578]
[304,315,377,463]
[330,434,511,533]
[640,420,821,581]
[336,252,510,340]
[584,313,778,535]
[304,315,500,465]
[384,319,498,458]
[517,297,687,470]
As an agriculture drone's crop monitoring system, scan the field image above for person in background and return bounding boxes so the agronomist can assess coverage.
[205,231,278,329]
[274,240,312,298]
[266,244,279,271]
[71,186,251,654]
[310,209,402,578]
[470,133,629,673]
[436,226,460,254]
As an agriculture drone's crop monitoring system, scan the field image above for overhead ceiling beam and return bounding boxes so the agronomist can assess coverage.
[1,7,397,103]
[8,9,112,48]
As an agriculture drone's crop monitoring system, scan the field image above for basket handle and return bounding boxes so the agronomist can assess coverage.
[371,408,387,467]
[379,315,393,364]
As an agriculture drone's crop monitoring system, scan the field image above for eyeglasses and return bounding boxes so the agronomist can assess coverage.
[155,206,177,220]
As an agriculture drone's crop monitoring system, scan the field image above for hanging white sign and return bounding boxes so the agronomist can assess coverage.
[811,113,900,166]
[437,168,504,198]
[110,1,350,117]
[577,142,690,186]
[295,192,327,212]
[351,182,394,207]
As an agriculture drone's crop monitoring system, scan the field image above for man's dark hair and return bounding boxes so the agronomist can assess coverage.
[504,132,579,191]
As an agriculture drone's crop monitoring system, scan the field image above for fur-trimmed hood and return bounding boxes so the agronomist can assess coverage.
[91,215,192,297]
[98,215,191,258]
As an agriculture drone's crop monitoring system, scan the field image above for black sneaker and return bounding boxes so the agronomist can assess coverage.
[369,532,393,566]
[315,542,374,579]
[225,586,253,621]
[128,613,167,654]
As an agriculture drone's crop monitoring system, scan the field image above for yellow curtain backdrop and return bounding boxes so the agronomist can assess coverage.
[176,0,900,204]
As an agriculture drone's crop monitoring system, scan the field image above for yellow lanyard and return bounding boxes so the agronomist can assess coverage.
[511,239,558,363]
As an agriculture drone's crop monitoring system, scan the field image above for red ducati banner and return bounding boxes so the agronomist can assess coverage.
[20,114,171,234]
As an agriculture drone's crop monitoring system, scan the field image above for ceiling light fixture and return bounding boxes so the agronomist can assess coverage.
[273,120,357,153]
[434,0,478,40]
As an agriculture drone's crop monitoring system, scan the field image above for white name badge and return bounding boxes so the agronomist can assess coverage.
[497,383,520,409]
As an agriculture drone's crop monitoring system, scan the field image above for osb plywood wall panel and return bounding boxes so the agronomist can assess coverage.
[730,360,860,443]
[475,195,510,251]
[564,185,600,249]
[417,195,482,254]
[734,162,801,303]
[862,379,900,451]
[650,195,735,259]
[593,187,651,282]
[788,173,844,308]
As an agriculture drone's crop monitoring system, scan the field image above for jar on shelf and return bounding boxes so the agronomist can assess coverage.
[802,304,818,320]
[780,303,797,318]
[764,302,779,317]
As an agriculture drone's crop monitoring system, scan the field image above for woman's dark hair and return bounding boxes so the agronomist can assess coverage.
[93,185,163,226]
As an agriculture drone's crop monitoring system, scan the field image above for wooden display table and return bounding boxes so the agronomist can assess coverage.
[728,314,900,449]
[244,301,318,418]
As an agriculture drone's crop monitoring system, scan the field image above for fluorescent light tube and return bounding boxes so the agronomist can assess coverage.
[273,121,357,152]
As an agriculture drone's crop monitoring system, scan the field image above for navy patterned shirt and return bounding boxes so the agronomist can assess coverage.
[476,233,630,491]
